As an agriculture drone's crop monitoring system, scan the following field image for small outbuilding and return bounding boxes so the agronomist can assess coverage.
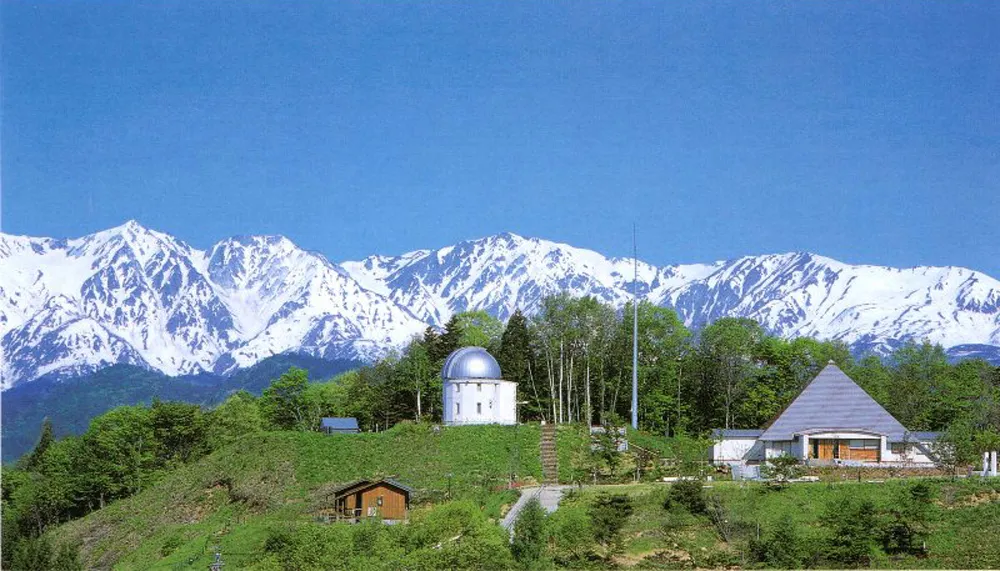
[329,478,412,523]
[321,417,360,434]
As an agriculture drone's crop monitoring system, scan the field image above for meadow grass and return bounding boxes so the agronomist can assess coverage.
[52,423,581,569]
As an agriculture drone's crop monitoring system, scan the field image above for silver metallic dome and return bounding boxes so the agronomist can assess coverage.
[441,346,502,380]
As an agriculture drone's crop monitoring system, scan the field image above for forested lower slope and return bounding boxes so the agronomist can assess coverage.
[2,355,359,462]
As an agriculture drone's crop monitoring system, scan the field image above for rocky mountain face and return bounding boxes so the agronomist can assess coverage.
[343,233,1000,353]
[0,222,425,387]
[3,222,999,388]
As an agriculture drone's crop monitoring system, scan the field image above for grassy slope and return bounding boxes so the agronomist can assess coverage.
[52,423,589,570]
[557,479,1000,569]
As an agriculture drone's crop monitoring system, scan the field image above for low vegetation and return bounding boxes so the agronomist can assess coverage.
[550,478,1000,569]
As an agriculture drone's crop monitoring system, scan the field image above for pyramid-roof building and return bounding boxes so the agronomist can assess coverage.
[759,362,909,442]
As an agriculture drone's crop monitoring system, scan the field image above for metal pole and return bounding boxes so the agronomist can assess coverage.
[631,224,639,431]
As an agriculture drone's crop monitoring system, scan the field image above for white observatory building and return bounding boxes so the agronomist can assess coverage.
[441,347,517,425]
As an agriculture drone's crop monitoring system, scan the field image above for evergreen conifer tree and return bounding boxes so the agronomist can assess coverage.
[498,309,531,383]
[422,326,442,361]
[437,315,463,360]
[23,418,55,471]
[511,497,547,568]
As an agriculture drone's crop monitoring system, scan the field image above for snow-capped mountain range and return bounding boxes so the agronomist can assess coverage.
[2,222,999,388]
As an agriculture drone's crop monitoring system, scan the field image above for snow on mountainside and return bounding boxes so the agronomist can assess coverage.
[341,232,718,326]
[0,222,426,388]
[2,223,999,388]
[206,235,426,373]
[342,233,1000,356]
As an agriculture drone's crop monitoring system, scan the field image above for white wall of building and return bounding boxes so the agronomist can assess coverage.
[759,432,938,465]
[711,437,764,464]
[442,379,517,425]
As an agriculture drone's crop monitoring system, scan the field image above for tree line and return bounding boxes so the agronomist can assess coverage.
[324,294,999,441]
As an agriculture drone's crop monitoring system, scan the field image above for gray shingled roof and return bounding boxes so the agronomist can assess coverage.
[712,429,764,438]
[759,363,908,442]
[321,417,359,431]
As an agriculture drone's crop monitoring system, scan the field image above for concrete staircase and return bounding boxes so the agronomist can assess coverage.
[540,423,559,484]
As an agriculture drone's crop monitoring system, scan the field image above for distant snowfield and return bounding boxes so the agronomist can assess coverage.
[2,222,999,389]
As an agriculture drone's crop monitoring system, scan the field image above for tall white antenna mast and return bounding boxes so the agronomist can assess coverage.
[631,224,639,430]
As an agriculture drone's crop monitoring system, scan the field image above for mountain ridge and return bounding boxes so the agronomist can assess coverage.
[3,222,999,388]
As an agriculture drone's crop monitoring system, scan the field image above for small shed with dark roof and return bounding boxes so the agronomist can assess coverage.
[321,417,360,434]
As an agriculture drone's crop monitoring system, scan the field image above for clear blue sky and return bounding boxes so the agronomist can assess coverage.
[3,1,998,275]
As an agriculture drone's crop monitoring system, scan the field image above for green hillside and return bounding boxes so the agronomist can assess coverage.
[49,423,588,570]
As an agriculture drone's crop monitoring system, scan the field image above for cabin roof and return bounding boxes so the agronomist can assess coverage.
[332,478,413,499]
[759,362,908,442]
[321,417,359,431]
[712,429,764,439]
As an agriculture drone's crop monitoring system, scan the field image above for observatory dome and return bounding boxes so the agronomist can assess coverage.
[441,347,502,380]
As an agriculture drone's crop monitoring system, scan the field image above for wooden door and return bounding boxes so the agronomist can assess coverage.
[816,439,835,460]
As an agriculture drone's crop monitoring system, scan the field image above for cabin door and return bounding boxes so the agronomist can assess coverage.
[813,439,837,460]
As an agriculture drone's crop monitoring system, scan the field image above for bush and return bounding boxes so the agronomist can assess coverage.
[10,536,82,571]
[160,534,184,557]
[547,504,593,564]
[663,479,706,515]
[881,482,935,556]
[821,497,883,567]
[761,454,803,485]
[263,526,296,554]
[749,515,805,568]
[705,494,754,544]
[589,493,634,556]
[511,498,547,568]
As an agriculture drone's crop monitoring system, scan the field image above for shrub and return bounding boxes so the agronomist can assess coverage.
[547,504,593,563]
[881,483,935,556]
[821,497,883,567]
[705,494,753,544]
[10,536,82,571]
[663,479,706,515]
[749,515,804,568]
[263,526,296,554]
[589,493,634,555]
[511,498,547,569]
[160,534,184,557]
[761,454,803,485]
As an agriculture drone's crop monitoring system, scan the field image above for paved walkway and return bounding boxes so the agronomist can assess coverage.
[500,485,572,533]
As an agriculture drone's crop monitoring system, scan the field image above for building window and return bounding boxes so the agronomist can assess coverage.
[377,496,384,506]
[456,384,461,393]
[477,383,482,392]
[891,443,911,454]
[456,403,460,415]
[771,441,793,456]
[477,402,482,414]
[849,439,879,450]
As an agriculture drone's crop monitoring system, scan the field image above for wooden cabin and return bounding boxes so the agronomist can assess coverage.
[329,479,411,523]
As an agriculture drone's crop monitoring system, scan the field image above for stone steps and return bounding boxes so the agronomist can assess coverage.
[540,424,559,484]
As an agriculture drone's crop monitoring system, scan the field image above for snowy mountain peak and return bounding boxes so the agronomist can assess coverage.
[3,224,999,388]
[0,224,425,387]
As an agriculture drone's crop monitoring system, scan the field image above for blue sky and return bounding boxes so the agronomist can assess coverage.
[3,1,998,275]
